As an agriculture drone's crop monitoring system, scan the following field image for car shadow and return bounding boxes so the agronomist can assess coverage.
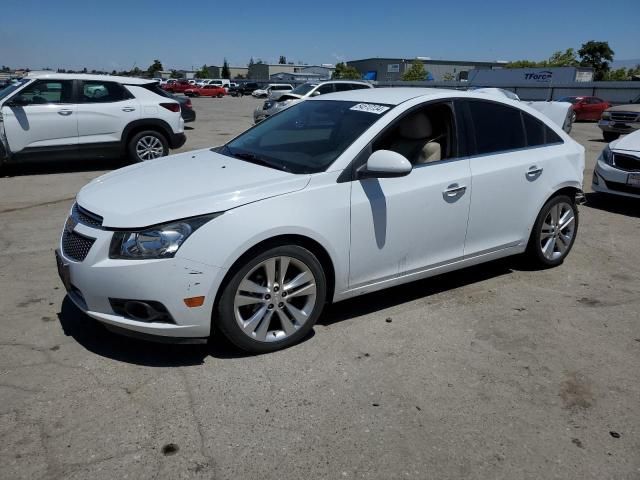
[58,258,533,365]
[57,297,315,365]
[320,259,515,326]
[588,138,608,143]
[584,192,640,218]
[1,158,123,177]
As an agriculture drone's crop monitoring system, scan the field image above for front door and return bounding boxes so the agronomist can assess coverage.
[349,101,471,288]
[1,79,77,153]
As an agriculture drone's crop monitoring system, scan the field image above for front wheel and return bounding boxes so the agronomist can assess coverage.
[526,195,578,267]
[603,131,619,142]
[216,245,327,353]
[128,130,169,162]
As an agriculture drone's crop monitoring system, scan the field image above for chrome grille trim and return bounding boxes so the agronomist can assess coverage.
[610,112,639,122]
[72,203,104,228]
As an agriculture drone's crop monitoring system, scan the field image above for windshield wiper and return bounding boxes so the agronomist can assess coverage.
[223,146,290,172]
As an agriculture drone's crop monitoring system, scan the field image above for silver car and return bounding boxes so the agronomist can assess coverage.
[253,80,373,123]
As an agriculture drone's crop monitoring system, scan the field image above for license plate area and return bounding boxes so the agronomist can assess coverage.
[55,249,71,291]
[627,173,640,187]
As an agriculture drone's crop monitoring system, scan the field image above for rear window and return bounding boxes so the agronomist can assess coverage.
[522,112,562,146]
[140,83,172,98]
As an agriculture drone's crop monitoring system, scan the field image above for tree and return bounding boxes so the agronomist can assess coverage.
[579,41,614,81]
[147,59,163,76]
[547,48,578,67]
[402,61,427,81]
[505,59,544,69]
[442,72,455,81]
[248,57,255,68]
[604,68,629,81]
[221,59,230,79]
[195,64,210,79]
[170,69,182,79]
[279,55,287,64]
[332,62,361,80]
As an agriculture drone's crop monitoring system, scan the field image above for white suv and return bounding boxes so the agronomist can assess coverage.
[0,73,185,164]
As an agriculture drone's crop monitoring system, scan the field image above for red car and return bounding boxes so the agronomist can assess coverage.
[558,96,611,122]
[163,80,195,94]
[184,84,226,98]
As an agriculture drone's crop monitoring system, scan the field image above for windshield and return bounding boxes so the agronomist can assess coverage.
[557,97,580,104]
[0,79,29,101]
[290,84,317,96]
[222,100,392,174]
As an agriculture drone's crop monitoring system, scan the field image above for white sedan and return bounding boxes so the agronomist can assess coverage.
[56,88,585,353]
[592,129,640,198]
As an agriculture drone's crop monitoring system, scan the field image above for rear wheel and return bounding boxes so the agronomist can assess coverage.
[217,245,327,353]
[526,195,578,267]
[128,130,168,162]
[570,111,577,123]
[603,131,619,142]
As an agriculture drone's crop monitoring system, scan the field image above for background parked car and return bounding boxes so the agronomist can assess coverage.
[599,94,640,142]
[184,84,226,98]
[252,84,293,99]
[229,82,261,97]
[592,128,640,198]
[557,96,611,123]
[254,80,373,122]
[162,80,193,94]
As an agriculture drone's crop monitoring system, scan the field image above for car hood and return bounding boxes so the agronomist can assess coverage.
[610,130,640,152]
[605,103,640,113]
[77,149,311,229]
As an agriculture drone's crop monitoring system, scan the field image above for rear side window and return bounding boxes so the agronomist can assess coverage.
[80,81,133,103]
[467,100,526,154]
[334,83,352,92]
[141,83,172,98]
[522,111,563,147]
[350,83,371,90]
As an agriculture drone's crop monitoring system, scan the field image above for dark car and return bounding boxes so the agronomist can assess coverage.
[557,96,611,122]
[229,82,261,97]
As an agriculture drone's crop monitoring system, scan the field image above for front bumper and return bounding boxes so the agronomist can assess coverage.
[56,221,226,339]
[591,158,640,199]
[598,119,640,134]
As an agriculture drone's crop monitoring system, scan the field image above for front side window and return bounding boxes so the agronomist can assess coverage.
[373,101,458,164]
[12,80,73,105]
[316,84,334,95]
[80,81,132,103]
[467,100,526,155]
[222,100,390,174]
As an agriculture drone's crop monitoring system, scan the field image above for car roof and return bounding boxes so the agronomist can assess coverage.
[25,72,153,85]
[310,87,535,107]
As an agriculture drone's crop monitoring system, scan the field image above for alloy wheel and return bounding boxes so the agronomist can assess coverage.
[136,136,164,161]
[539,201,576,261]
[233,256,317,343]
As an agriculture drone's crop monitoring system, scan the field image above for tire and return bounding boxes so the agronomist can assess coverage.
[570,111,577,123]
[526,195,578,267]
[127,130,169,163]
[216,245,327,353]
[603,131,619,142]
[217,94,223,98]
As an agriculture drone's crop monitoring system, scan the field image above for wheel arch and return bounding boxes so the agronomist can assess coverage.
[211,234,336,328]
[121,119,172,150]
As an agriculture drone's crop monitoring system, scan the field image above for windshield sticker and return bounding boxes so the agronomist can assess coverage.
[350,103,390,114]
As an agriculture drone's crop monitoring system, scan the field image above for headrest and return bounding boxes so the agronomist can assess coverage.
[397,112,433,139]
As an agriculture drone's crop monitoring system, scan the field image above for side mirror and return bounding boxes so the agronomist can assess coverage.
[357,150,412,179]
[311,91,321,97]
[5,96,28,107]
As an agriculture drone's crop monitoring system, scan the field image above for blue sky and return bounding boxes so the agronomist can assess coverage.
[1,0,639,71]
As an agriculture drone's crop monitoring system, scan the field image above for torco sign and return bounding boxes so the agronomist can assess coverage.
[524,70,553,82]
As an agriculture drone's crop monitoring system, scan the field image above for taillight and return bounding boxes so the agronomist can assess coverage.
[160,102,180,113]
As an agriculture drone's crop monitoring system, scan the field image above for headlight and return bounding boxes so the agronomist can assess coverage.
[276,100,291,108]
[263,101,274,110]
[601,111,611,120]
[109,213,221,259]
[600,145,613,165]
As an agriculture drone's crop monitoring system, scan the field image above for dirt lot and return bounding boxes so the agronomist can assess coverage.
[1,96,639,480]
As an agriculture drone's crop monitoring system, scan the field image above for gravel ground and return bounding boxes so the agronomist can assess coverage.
[1,96,639,480]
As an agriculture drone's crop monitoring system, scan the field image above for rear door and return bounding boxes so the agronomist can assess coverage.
[1,79,77,153]
[76,80,140,145]
[461,99,564,256]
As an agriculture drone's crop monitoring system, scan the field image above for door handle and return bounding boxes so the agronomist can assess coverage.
[443,183,467,197]
[122,107,136,112]
[57,110,73,116]
[527,166,544,177]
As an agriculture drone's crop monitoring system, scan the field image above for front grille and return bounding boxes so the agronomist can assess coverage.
[62,230,95,261]
[613,153,640,172]
[603,179,640,195]
[73,203,103,228]
[610,112,639,122]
